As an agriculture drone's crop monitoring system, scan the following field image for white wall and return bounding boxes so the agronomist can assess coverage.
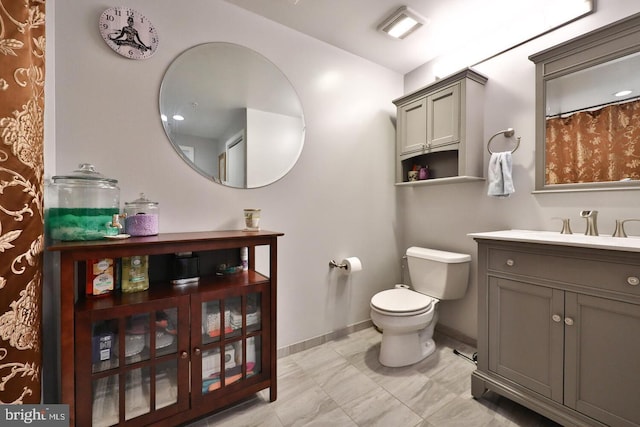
[246,108,304,188]
[52,0,402,356]
[172,133,218,177]
[401,0,640,340]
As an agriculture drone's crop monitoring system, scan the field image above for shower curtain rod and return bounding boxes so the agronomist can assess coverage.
[546,94,640,119]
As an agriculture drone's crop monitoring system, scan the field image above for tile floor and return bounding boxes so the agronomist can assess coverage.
[188,327,561,427]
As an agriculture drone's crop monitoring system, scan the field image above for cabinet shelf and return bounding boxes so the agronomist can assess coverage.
[75,271,270,313]
[395,176,485,187]
[48,229,283,427]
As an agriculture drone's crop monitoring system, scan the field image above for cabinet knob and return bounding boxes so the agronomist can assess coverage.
[180,351,188,359]
[564,317,574,326]
[506,259,515,267]
[193,347,201,356]
[552,314,562,323]
[627,276,640,286]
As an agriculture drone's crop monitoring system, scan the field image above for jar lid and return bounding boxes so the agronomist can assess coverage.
[52,163,118,184]
[125,193,158,207]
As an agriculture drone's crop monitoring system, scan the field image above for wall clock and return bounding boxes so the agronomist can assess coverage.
[99,7,158,60]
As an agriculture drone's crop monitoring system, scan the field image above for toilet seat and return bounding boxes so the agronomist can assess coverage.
[370,288,434,316]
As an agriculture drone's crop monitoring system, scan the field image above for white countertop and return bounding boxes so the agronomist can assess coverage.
[468,229,640,253]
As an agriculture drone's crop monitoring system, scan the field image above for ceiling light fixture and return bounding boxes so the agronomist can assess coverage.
[614,90,632,97]
[378,6,425,39]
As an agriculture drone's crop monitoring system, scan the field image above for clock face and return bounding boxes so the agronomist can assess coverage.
[99,7,158,60]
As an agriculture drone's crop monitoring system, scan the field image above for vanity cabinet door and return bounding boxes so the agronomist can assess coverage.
[426,82,460,149]
[488,277,564,402]
[397,97,427,156]
[564,293,640,427]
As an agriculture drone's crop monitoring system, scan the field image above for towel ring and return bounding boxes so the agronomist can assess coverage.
[487,128,521,154]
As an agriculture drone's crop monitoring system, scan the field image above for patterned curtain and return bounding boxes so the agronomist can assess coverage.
[546,99,640,184]
[0,0,45,403]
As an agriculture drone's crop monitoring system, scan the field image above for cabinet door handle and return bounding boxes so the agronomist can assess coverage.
[193,347,201,356]
[564,317,574,326]
[627,276,640,286]
[180,351,188,359]
[552,314,562,323]
[506,259,515,267]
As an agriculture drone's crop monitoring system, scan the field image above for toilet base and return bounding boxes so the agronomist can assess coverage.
[373,306,439,368]
[378,329,436,368]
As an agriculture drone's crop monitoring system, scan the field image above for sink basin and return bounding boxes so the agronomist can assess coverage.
[468,229,640,253]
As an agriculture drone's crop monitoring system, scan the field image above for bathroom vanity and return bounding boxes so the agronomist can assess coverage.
[48,230,282,427]
[470,230,640,427]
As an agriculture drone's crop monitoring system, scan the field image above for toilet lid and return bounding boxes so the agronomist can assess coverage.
[371,288,433,314]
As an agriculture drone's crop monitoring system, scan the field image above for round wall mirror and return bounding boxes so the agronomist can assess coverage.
[159,43,306,188]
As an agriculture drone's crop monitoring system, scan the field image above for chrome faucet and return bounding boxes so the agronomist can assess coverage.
[612,219,640,237]
[580,210,599,236]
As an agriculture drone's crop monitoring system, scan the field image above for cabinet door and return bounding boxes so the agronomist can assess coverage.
[75,296,190,427]
[398,97,427,156]
[564,293,640,427]
[426,83,460,148]
[488,277,564,402]
[192,284,269,404]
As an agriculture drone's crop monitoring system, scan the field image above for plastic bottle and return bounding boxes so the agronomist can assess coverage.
[121,255,149,293]
[241,247,248,271]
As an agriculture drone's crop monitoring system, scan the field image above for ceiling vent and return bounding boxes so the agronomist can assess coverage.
[378,6,426,39]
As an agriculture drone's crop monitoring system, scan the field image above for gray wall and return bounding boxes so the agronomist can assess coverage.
[401,0,640,339]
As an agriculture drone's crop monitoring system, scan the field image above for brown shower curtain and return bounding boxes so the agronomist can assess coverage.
[546,99,640,184]
[0,0,45,403]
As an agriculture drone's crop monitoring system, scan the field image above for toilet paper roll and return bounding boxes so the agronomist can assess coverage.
[342,257,362,273]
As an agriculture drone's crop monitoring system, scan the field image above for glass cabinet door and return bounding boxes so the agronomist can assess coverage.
[196,289,265,400]
[77,298,188,427]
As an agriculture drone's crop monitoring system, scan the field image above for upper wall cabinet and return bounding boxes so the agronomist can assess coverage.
[393,68,487,186]
[529,13,640,192]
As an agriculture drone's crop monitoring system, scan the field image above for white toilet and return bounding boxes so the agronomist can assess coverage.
[370,247,470,367]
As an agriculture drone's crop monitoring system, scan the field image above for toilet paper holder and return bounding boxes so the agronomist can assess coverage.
[329,259,348,269]
[329,257,362,273]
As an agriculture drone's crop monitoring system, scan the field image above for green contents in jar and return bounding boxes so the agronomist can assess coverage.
[121,256,149,293]
[47,207,120,241]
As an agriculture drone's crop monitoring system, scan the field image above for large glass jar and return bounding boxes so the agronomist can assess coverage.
[124,193,159,236]
[47,163,120,241]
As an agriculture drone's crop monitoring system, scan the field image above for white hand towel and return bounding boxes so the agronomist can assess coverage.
[487,152,515,197]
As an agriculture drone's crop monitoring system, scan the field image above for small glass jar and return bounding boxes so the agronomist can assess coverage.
[124,193,159,236]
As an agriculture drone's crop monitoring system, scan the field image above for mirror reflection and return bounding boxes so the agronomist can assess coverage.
[160,43,305,188]
[544,51,640,185]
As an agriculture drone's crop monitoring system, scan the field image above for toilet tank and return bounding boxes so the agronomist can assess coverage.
[406,247,471,300]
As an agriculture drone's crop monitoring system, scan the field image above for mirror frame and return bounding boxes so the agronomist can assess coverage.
[529,12,640,193]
